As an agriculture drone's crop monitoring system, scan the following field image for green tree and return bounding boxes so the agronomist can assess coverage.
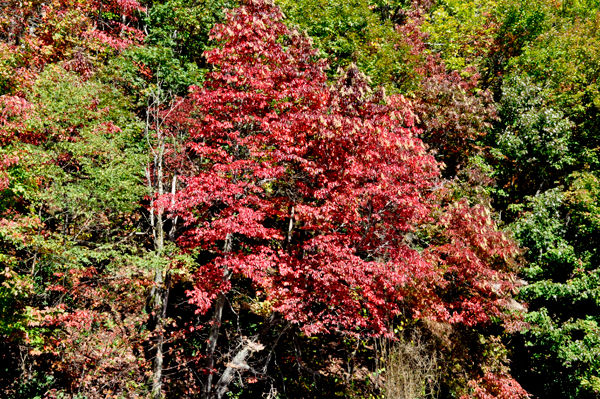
[0,65,152,397]
[490,75,574,205]
[276,0,420,92]
[421,0,498,74]
[510,175,600,398]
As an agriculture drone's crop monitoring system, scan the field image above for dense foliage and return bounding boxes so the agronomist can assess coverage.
[1,0,599,398]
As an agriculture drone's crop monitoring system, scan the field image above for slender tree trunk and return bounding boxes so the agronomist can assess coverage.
[144,82,185,398]
[151,272,171,399]
[202,293,227,398]
[146,88,170,399]
[149,161,166,398]
[203,234,232,398]
[285,204,294,253]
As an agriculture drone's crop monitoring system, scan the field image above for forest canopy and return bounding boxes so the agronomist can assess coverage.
[1,0,599,398]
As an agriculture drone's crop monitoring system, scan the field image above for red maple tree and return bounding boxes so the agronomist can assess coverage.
[170,0,439,334]
[173,0,520,335]
[164,0,528,397]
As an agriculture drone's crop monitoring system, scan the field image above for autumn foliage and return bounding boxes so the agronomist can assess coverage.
[172,0,513,331]
[160,1,528,397]
[0,0,567,397]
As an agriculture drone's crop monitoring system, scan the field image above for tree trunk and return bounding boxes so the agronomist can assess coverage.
[211,314,284,398]
[151,272,171,399]
[202,293,227,398]
[214,339,265,399]
[146,88,170,399]
[202,233,232,398]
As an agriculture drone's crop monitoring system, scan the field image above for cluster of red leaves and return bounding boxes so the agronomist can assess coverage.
[414,62,496,175]
[394,4,497,176]
[40,267,152,398]
[0,0,144,93]
[467,373,530,399]
[0,95,31,142]
[168,0,435,335]
[168,0,522,340]
[425,200,524,330]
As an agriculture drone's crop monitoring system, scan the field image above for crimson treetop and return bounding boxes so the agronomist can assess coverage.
[170,0,520,337]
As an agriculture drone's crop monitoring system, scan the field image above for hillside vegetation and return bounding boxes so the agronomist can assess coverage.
[1,0,599,398]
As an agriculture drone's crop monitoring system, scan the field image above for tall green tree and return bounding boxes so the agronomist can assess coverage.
[0,65,152,396]
[510,176,600,398]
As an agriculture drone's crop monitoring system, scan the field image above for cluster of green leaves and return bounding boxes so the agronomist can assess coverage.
[276,0,421,92]
[421,0,497,73]
[509,175,600,398]
[100,0,235,113]
[490,75,574,203]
